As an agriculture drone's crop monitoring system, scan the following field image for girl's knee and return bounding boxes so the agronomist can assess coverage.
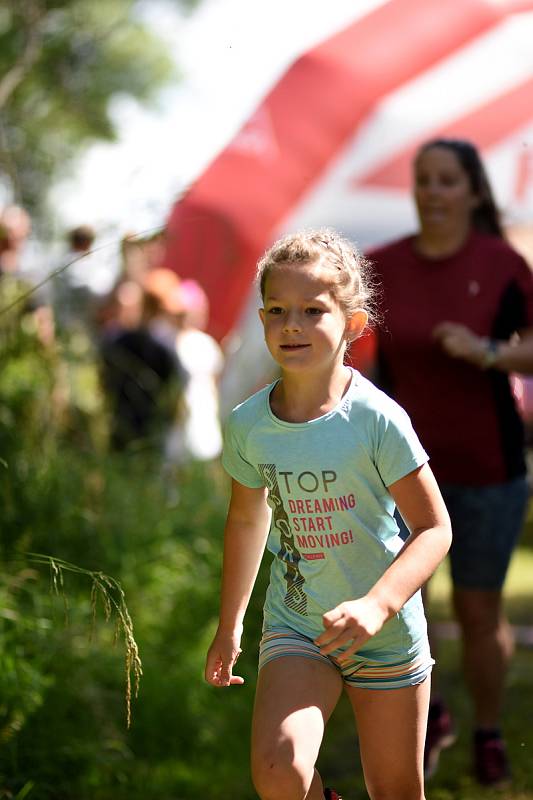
[251,746,312,800]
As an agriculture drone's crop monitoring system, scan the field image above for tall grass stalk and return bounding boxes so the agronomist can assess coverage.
[27,553,142,727]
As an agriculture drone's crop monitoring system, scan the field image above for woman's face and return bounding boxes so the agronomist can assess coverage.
[414,146,479,235]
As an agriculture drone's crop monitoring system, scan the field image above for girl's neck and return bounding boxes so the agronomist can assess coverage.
[270,364,352,423]
[415,223,472,259]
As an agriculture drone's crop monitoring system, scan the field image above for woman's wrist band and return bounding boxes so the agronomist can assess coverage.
[481,338,500,370]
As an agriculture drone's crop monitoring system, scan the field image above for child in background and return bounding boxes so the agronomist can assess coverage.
[165,279,224,464]
[205,230,452,800]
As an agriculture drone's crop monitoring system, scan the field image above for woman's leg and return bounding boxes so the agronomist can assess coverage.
[251,656,343,800]
[345,678,430,800]
[444,477,527,723]
[453,588,515,784]
[453,587,513,728]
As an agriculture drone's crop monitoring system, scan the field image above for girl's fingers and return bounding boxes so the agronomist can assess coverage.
[317,616,361,648]
[336,639,366,663]
[217,668,244,686]
[204,654,221,683]
[316,609,347,643]
[208,653,245,687]
[315,621,344,647]
[318,629,358,655]
[322,607,343,627]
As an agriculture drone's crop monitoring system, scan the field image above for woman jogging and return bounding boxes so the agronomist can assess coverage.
[205,229,451,800]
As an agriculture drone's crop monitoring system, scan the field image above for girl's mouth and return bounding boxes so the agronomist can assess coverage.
[280,343,310,351]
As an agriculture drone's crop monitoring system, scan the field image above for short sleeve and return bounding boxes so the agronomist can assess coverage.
[221,411,265,488]
[375,403,429,487]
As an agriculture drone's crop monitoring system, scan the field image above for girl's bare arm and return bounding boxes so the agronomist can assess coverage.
[368,462,452,613]
[205,479,271,686]
[316,463,451,660]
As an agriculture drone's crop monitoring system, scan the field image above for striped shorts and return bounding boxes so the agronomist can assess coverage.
[259,626,434,690]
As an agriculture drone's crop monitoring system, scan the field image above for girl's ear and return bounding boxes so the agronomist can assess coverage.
[346,309,368,342]
[258,307,265,325]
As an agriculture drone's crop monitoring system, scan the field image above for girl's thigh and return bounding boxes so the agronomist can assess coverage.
[345,678,430,799]
[251,656,343,775]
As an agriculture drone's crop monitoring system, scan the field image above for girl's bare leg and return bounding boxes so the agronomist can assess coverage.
[251,656,343,800]
[345,678,430,800]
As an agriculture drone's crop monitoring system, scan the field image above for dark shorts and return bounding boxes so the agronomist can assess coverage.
[397,476,529,591]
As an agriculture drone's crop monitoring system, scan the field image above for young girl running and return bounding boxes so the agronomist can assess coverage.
[205,230,452,800]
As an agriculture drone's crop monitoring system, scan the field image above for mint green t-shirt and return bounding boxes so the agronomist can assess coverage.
[222,368,430,659]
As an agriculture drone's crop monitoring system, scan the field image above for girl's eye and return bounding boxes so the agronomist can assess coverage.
[267,306,283,314]
[306,307,324,315]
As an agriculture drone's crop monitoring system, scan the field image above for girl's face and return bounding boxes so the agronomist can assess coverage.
[259,261,364,375]
[414,146,479,234]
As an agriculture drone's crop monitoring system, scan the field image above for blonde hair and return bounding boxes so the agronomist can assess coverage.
[256,228,377,323]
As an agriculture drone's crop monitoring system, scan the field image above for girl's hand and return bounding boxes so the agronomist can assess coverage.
[433,321,488,367]
[314,597,388,664]
[205,626,245,687]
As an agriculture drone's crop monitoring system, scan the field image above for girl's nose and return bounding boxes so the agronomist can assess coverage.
[283,311,302,332]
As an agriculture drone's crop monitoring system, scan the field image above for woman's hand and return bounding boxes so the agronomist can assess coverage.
[433,321,489,367]
[205,625,245,687]
[314,597,388,665]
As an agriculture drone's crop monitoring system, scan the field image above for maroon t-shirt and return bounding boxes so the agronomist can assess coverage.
[369,232,533,485]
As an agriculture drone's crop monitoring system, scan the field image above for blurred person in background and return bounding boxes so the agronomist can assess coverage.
[165,279,224,465]
[99,271,184,452]
[142,267,186,354]
[52,224,114,337]
[369,138,533,786]
[0,204,54,346]
[52,224,94,329]
[0,205,32,276]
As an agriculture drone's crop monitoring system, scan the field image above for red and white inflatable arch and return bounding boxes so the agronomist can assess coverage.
[163,0,533,411]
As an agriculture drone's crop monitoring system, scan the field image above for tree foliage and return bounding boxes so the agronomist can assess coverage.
[0,0,192,214]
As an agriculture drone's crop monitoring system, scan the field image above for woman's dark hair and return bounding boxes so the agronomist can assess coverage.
[415,138,503,237]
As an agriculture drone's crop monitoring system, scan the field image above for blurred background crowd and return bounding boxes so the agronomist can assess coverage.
[0,205,224,469]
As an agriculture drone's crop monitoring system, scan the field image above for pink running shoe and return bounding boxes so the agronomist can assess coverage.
[324,789,343,800]
[474,733,511,787]
[424,702,457,779]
